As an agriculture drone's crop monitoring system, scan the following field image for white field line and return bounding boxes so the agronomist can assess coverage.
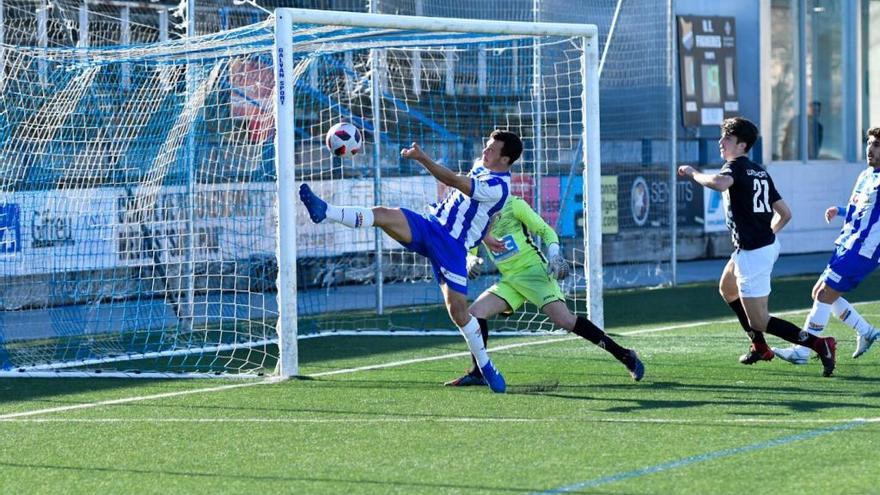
[0,299,873,421]
[0,378,285,420]
[2,416,879,425]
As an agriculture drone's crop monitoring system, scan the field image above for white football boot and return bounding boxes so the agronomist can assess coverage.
[771,344,811,365]
[853,327,880,359]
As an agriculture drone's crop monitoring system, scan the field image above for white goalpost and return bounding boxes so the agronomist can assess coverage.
[0,8,601,378]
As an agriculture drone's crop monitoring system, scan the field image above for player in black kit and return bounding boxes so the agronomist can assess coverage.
[678,117,837,377]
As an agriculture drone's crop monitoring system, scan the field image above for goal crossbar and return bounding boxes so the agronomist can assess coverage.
[278,8,598,39]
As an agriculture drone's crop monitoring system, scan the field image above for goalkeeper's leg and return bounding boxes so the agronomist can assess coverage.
[543,301,644,381]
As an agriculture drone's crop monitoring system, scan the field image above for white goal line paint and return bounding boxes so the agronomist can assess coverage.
[0,298,873,421]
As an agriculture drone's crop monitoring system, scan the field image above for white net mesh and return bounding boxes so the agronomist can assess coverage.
[0,13,596,374]
[283,19,591,336]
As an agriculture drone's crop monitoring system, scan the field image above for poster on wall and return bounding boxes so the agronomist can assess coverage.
[559,170,704,237]
[701,169,728,232]
[677,15,739,127]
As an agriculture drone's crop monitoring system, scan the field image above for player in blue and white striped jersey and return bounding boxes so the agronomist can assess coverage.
[427,162,512,250]
[299,130,521,393]
[775,127,880,364]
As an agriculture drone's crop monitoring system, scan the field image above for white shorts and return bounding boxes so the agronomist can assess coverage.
[731,240,780,298]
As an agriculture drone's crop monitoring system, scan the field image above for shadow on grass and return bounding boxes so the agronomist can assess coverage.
[0,378,174,407]
[0,461,534,493]
[511,378,880,415]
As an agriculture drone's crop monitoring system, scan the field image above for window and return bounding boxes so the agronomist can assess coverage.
[771,0,844,162]
[806,0,843,160]
[770,0,799,160]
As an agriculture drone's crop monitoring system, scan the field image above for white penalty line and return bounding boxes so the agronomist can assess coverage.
[0,298,875,421]
[2,416,879,425]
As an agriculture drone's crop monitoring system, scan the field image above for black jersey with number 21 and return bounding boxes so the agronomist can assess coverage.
[719,156,782,251]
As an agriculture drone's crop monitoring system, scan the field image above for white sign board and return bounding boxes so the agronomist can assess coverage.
[702,169,729,233]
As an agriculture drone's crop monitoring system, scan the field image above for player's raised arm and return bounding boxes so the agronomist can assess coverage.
[400,143,472,196]
[677,165,734,192]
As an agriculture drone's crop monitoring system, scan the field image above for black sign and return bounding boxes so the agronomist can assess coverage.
[560,167,704,237]
[677,15,739,127]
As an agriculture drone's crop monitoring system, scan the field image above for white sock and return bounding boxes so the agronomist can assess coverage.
[458,316,490,368]
[326,205,374,228]
[803,301,831,335]
[832,297,874,336]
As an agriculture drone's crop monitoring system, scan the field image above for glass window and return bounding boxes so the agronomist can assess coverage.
[864,0,880,147]
[770,0,800,160]
[806,0,843,160]
[771,0,844,161]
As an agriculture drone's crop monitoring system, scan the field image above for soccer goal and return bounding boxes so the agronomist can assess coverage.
[0,8,601,378]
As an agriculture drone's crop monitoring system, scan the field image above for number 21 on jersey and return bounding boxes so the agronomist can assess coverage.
[752,179,771,213]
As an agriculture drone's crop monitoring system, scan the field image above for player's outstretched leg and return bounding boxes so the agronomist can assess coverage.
[773,299,832,365]
[299,183,376,228]
[299,184,327,223]
[765,316,836,376]
[571,316,644,381]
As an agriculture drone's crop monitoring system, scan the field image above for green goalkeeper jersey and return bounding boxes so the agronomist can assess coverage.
[483,195,559,275]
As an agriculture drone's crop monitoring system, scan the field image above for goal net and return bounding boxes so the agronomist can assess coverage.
[0,8,600,377]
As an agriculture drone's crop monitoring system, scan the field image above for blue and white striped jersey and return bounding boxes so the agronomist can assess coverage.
[427,163,510,250]
[836,167,880,259]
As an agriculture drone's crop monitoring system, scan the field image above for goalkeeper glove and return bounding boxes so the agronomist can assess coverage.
[466,253,484,279]
[546,243,570,280]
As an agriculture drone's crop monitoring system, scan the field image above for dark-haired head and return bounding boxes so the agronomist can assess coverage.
[720,117,759,153]
[490,130,523,165]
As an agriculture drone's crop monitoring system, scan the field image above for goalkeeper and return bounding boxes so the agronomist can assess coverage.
[445,195,645,386]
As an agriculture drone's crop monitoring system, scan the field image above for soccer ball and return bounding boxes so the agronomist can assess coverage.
[325,122,363,158]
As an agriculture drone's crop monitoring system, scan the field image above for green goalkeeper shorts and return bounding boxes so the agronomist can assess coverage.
[488,263,565,313]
